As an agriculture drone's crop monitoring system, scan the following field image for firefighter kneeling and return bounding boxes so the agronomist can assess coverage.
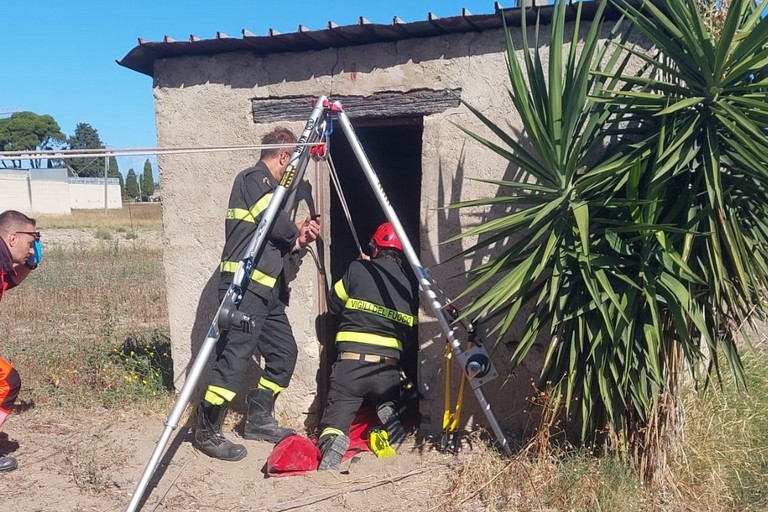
[317,223,418,470]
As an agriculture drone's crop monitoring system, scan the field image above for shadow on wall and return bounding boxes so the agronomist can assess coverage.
[419,135,547,444]
[184,269,221,421]
[182,179,319,422]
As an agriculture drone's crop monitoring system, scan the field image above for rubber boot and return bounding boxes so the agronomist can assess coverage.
[318,433,350,471]
[0,455,17,473]
[377,403,406,445]
[192,401,247,461]
[243,388,295,443]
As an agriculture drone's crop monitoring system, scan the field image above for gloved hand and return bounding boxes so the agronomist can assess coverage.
[28,240,42,268]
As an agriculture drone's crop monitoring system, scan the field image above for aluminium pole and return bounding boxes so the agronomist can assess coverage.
[104,154,109,214]
[125,96,329,512]
[334,105,511,455]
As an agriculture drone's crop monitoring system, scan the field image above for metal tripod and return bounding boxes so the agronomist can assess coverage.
[330,101,511,456]
[125,96,329,512]
[127,95,510,511]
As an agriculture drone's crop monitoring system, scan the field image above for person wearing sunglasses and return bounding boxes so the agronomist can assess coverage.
[0,209,42,474]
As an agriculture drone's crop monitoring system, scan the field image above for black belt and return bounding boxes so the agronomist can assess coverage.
[339,351,398,365]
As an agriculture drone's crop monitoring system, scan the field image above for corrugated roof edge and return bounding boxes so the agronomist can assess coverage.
[116,1,631,77]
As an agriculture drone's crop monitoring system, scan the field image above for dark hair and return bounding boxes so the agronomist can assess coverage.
[260,127,298,160]
[373,247,404,266]
[0,210,36,237]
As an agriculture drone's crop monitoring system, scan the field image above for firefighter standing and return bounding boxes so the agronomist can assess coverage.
[193,127,320,461]
[0,210,41,473]
[317,222,418,470]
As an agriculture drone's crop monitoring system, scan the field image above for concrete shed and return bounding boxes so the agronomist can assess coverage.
[118,2,632,442]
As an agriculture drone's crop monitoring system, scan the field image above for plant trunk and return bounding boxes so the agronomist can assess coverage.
[630,339,685,485]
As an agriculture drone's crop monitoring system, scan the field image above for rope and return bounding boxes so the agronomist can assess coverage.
[326,152,365,257]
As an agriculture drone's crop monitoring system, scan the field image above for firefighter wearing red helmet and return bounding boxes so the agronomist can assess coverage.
[317,222,419,470]
[370,222,403,251]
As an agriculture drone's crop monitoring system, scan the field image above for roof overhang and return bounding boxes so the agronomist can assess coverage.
[117,2,624,77]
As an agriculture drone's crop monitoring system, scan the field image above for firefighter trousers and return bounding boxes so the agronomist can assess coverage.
[210,281,298,395]
[319,355,400,435]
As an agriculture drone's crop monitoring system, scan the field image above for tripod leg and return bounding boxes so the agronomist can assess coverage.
[334,107,511,455]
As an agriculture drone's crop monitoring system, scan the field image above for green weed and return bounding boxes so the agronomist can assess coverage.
[93,228,112,240]
[0,239,171,411]
[102,330,174,406]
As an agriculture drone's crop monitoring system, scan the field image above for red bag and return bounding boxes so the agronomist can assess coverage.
[266,406,380,477]
[266,435,321,477]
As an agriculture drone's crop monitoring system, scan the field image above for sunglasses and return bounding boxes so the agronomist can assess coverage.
[16,231,41,241]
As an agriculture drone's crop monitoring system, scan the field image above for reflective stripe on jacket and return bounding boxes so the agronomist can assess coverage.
[219,161,299,297]
[328,257,418,357]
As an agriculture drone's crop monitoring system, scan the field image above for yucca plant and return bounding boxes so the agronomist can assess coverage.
[450,0,768,483]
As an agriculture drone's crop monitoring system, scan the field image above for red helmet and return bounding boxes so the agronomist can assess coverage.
[371,222,402,251]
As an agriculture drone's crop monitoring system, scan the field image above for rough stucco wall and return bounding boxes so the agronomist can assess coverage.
[153,22,644,438]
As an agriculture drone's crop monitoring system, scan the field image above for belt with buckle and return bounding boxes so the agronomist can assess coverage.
[339,351,398,365]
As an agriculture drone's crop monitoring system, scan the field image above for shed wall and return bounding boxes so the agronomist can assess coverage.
[152,23,637,438]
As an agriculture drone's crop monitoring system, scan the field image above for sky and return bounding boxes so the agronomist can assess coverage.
[1,0,504,180]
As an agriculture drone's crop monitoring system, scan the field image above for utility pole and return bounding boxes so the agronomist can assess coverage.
[104,152,109,215]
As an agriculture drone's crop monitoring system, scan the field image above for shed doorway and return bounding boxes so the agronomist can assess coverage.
[318,117,423,423]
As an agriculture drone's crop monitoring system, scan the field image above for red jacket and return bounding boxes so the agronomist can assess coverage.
[0,238,17,302]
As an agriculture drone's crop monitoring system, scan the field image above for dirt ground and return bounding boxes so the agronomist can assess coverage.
[1,405,467,512]
[0,227,472,512]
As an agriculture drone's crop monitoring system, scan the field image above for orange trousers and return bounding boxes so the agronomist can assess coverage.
[0,358,20,429]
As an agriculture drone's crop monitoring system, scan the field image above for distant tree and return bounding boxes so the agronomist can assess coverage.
[108,156,124,195]
[0,111,66,168]
[141,159,155,197]
[125,168,140,199]
[67,123,104,177]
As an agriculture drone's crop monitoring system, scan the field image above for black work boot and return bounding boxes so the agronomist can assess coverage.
[0,454,17,473]
[317,433,350,471]
[192,401,247,461]
[243,388,295,443]
[377,403,406,445]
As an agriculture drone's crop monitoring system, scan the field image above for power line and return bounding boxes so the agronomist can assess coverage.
[0,142,316,161]
[0,107,21,117]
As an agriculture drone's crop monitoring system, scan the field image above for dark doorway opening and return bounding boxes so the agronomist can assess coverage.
[319,117,423,423]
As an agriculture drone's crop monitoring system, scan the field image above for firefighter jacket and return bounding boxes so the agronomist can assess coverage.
[329,257,418,360]
[0,238,18,302]
[220,161,300,299]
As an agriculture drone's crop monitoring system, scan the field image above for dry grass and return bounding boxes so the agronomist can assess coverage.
[34,203,162,230]
[0,216,172,411]
[672,347,768,511]
[5,205,767,507]
[437,438,651,512]
[441,348,768,512]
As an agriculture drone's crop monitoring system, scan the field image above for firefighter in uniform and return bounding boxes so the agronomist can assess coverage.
[317,222,418,470]
[193,127,320,461]
[0,210,41,473]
